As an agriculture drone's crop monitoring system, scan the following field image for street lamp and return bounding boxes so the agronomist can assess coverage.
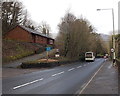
[97,8,116,65]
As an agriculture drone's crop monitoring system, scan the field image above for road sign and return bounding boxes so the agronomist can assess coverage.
[56,49,59,52]
[111,48,114,53]
[46,47,52,51]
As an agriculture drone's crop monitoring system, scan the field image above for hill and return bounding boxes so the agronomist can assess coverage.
[100,34,110,42]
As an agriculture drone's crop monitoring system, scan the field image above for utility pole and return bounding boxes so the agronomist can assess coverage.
[97,8,116,65]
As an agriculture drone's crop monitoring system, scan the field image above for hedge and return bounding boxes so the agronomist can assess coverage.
[20,60,80,68]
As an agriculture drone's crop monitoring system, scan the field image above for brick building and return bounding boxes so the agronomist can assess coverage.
[5,25,54,45]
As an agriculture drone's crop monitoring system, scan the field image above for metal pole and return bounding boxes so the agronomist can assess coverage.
[97,8,116,65]
[112,8,116,65]
[47,51,48,63]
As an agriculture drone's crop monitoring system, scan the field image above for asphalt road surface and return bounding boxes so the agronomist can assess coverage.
[3,58,105,94]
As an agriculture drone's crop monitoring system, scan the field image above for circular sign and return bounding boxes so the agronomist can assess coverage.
[111,48,114,53]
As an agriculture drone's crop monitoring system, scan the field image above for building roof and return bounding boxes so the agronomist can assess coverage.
[19,25,54,40]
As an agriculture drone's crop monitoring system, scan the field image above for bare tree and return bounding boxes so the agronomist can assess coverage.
[58,12,76,57]
[56,12,108,60]
[2,0,26,36]
[37,21,51,36]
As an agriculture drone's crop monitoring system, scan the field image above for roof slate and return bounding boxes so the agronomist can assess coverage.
[19,25,54,40]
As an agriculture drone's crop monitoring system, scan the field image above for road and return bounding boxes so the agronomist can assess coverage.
[3,58,105,94]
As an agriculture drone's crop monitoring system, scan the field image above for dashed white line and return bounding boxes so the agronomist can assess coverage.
[52,71,64,77]
[68,68,75,71]
[13,78,43,90]
[77,66,82,68]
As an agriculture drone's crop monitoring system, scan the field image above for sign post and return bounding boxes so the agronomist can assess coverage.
[47,51,48,62]
[46,47,52,62]
[111,48,114,53]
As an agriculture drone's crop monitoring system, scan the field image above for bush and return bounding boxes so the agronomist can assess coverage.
[3,39,47,63]
[20,57,79,68]
[116,59,120,65]
[96,54,104,58]
[4,51,34,62]
[21,61,60,68]
[79,55,85,61]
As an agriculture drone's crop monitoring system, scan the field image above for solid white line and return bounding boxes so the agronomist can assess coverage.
[75,83,86,94]
[13,78,43,90]
[68,68,75,71]
[52,71,64,77]
[81,83,86,88]
[79,63,104,94]
[77,66,82,68]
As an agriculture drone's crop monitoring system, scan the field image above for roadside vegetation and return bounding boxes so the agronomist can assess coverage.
[115,34,120,66]
[115,34,120,59]
[2,39,45,63]
[20,57,78,68]
[55,12,108,61]
[2,0,110,65]
[2,0,53,63]
[2,0,52,38]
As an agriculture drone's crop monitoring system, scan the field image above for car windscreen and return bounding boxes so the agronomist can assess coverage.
[85,53,92,58]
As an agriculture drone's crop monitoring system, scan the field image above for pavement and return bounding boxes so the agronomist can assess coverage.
[80,60,118,94]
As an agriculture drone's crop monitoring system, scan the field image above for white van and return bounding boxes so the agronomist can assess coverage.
[85,52,95,61]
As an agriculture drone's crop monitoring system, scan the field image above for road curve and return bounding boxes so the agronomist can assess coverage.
[3,58,105,94]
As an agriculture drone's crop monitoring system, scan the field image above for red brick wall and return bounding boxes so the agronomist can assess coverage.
[5,26,54,45]
[35,35,47,44]
[5,26,32,42]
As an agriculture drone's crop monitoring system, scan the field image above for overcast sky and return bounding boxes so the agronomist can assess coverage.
[20,0,119,36]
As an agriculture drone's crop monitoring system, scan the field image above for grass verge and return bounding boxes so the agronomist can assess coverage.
[3,51,34,63]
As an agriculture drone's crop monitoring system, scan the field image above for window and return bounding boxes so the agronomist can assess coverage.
[49,40,53,44]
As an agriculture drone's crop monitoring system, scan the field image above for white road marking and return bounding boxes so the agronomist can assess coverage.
[79,63,104,94]
[84,65,86,66]
[75,83,86,94]
[81,83,86,88]
[13,78,43,90]
[52,71,64,77]
[68,68,75,71]
[77,66,82,68]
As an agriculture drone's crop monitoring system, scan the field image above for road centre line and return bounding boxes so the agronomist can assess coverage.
[13,78,43,90]
[79,63,104,94]
[52,71,64,77]
[77,66,82,68]
[68,68,75,71]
